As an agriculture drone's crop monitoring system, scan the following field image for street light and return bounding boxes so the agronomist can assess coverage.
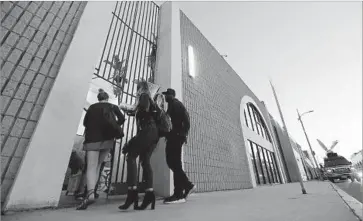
[301,110,314,117]
[297,109,322,180]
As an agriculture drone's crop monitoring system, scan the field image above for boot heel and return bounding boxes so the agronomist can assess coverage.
[133,197,139,209]
[151,198,156,210]
[119,189,138,210]
[135,191,156,210]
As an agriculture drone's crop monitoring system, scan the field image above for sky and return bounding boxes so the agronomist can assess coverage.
[168,1,362,163]
[81,1,362,163]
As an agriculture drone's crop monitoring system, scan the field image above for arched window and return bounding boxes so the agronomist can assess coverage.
[241,98,282,186]
[244,103,272,142]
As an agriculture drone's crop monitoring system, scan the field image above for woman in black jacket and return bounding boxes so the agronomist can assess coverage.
[118,81,159,211]
[76,89,125,210]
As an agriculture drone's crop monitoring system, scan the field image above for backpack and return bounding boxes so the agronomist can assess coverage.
[149,97,172,135]
[103,104,124,139]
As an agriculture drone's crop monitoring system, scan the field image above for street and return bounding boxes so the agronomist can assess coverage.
[335,180,363,203]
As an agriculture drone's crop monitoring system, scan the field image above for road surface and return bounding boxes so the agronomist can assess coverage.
[335,180,362,203]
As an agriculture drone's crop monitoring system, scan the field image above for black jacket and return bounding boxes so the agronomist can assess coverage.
[83,102,125,144]
[167,98,190,136]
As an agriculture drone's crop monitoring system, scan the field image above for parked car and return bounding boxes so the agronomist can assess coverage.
[323,152,354,183]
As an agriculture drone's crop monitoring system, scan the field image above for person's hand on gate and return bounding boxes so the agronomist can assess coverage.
[125,110,135,117]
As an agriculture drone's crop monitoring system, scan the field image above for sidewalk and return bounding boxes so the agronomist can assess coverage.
[2,181,360,221]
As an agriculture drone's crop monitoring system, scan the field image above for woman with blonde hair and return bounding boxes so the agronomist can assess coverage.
[118,80,160,210]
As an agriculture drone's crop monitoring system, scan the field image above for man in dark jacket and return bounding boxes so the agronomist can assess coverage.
[162,88,195,204]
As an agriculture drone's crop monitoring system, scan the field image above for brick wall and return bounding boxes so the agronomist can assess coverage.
[179,12,273,192]
[0,1,87,203]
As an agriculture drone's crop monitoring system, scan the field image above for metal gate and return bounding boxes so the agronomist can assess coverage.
[92,1,159,195]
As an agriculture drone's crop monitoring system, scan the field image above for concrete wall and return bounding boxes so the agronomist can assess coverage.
[1,1,87,205]
[179,11,282,191]
[291,144,308,181]
[2,1,116,211]
[303,150,314,168]
[150,1,181,197]
[296,143,316,179]
[270,119,302,183]
[269,117,291,182]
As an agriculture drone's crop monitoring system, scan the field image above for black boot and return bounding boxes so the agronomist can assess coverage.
[118,189,138,210]
[135,191,155,210]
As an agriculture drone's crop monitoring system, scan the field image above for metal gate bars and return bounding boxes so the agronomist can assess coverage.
[92,1,159,195]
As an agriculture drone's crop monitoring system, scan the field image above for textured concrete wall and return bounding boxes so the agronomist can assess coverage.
[269,116,291,182]
[179,11,276,192]
[270,119,301,182]
[150,2,181,197]
[4,2,115,210]
[1,1,87,204]
[292,145,308,181]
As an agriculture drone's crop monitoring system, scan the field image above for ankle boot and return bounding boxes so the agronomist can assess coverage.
[135,191,155,210]
[118,189,138,210]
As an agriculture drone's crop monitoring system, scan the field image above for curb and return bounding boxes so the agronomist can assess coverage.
[330,183,362,221]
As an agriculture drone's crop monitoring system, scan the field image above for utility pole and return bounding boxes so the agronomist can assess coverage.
[270,80,307,194]
[297,109,323,180]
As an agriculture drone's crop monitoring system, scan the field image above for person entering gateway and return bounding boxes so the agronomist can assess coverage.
[162,88,196,204]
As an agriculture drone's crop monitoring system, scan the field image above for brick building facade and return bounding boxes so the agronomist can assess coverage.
[1,1,87,205]
[179,12,284,191]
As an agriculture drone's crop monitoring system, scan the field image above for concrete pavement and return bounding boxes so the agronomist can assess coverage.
[2,181,361,221]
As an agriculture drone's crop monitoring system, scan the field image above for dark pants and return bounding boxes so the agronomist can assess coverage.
[166,133,192,197]
[126,126,158,189]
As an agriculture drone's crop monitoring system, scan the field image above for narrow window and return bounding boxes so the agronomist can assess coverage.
[188,45,196,78]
